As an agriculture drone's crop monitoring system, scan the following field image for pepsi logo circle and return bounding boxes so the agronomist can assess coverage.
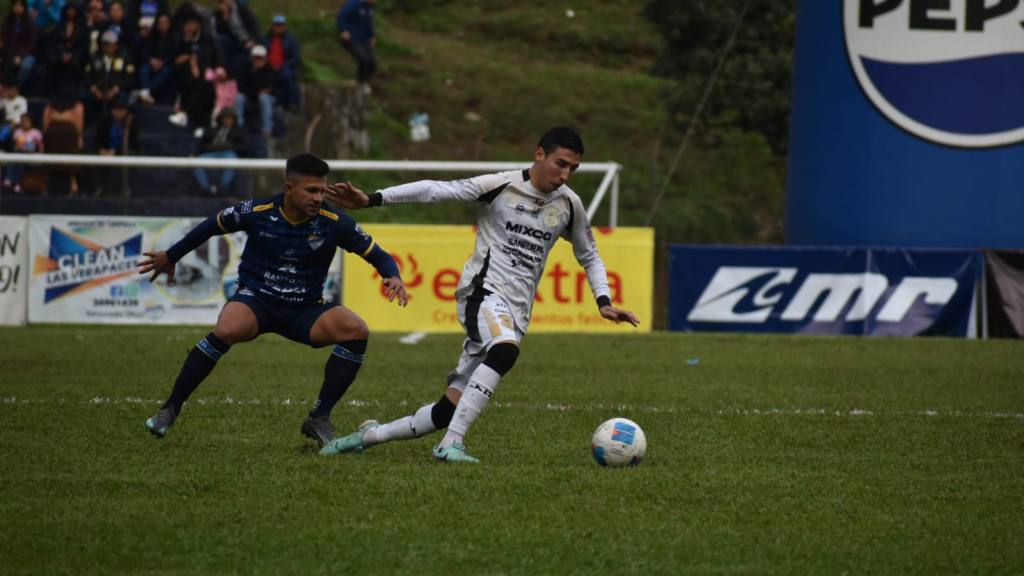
[845,0,1024,148]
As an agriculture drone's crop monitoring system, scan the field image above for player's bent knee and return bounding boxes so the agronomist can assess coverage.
[431,394,457,428]
[483,342,519,376]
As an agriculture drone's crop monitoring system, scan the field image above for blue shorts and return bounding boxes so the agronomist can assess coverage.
[230,287,337,347]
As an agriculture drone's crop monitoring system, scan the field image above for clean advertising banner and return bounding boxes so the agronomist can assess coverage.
[28,215,246,324]
[28,215,341,325]
[669,245,982,337]
[0,216,28,326]
[343,224,653,333]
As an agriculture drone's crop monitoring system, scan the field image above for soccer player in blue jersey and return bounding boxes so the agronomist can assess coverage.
[138,153,408,447]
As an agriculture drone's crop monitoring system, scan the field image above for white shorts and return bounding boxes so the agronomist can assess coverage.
[447,290,523,392]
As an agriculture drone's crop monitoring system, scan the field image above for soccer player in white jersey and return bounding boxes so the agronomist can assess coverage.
[321,126,639,463]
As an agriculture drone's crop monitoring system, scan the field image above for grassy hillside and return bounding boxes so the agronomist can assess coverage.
[247,0,786,241]
[249,1,674,226]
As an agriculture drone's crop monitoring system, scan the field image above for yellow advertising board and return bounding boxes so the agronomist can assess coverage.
[343,224,653,333]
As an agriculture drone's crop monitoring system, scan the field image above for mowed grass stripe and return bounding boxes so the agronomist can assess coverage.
[0,327,1022,574]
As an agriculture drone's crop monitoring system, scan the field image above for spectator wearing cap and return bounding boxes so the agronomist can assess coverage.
[87,29,135,122]
[193,106,246,195]
[262,14,300,111]
[233,43,275,140]
[102,1,134,50]
[124,0,170,41]
[134,13,174,105]
[214,0,259,80]
[2,0,38,91]
[92,95,138,196]
[336,0,376,93]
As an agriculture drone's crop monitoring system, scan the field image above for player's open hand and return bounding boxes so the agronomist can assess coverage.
[325,182,369,210]
[138,251,176,286]
[600,305,639,327]
[382,276,409,307]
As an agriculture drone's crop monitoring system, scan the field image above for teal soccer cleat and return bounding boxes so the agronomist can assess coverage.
[146,406,178,438]
[431,443,480,464]
[319,419,380,456]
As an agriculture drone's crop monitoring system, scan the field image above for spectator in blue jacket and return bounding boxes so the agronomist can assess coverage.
[27,0,63,37]
[262,14,300,111]
[336,0,375,93]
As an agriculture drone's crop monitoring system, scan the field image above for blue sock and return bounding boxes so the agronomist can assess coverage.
[309,339,367,418]
[163,333,230,413]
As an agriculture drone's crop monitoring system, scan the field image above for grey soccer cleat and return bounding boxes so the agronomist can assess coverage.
[301,415,336,448]
[319,419,380,456]
[146,406,178,438]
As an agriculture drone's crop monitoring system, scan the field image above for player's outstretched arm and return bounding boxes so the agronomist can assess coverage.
[381,276,409,307]
[138,251,177,285]
[325,182,369,210]
[599,304,640,327]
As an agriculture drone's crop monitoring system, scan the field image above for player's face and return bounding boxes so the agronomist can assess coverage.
[285,175,328,218]
[532,146,581,193]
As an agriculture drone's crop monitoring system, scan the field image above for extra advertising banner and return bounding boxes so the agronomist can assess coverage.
[27,215,342,325]
[0,216,28,326]
[343,224,653,333]
[669,246,982,337]
[788,1,1024,248]
[984,250,1024,339]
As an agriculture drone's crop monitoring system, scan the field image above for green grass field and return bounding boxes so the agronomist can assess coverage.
[1,327,1022,574]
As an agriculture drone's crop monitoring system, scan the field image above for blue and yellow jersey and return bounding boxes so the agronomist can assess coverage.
[167,194,398,307]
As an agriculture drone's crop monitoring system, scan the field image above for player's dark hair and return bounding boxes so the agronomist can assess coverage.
[286,153,329,178]
[538,126,584,156]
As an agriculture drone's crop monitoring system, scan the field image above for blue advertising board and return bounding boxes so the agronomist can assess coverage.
[787,0,1024,248]
[669,246,982,337]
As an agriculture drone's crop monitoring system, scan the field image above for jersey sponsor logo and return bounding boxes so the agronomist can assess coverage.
[687,266,958,324]
[505,221,553,241]
[307,234,325,250]
[354,223,371,244]
[240,199,254,213]
[845,0,1024,147]
[221,206,242,227]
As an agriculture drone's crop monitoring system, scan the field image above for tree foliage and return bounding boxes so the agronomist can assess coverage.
[646,0,796,154]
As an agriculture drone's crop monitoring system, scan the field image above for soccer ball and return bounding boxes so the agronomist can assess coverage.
[591,417,646,467]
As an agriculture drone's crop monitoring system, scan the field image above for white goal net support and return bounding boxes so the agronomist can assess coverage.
[0,154,623,226]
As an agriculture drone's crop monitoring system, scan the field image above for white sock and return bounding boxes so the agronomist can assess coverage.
[363,403,436,446]
[440,364,501,448]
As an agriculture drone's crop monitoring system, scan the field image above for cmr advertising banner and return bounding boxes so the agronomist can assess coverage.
[788,0,1024,248]
[0,216,27,326]
[343,224,653,333]
[27,215,341,324]
[669,246,981,337]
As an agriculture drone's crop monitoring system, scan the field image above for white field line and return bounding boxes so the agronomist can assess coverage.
[1,395,1023,421]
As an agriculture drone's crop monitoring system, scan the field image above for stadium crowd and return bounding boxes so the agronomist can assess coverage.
[0,0,308,196]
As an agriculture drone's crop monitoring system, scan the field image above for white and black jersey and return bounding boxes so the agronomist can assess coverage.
[375,169,611,332]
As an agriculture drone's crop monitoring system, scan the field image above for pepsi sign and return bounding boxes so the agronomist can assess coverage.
[787,0,1024,248]
[845,0,1024,148]
[668,246,982,337]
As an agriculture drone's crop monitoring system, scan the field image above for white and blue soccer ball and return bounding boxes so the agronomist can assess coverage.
[591,417,646,467]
